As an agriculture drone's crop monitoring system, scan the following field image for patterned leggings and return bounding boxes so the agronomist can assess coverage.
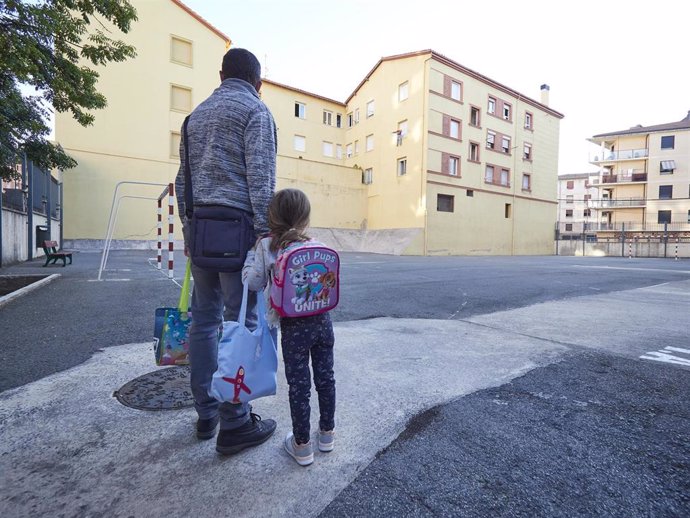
[280,313,335,444]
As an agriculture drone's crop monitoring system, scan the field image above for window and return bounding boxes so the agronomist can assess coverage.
[170,131,181,158]
[658,210,671,224]
[523,143,532,160]
[336,144,343,159]
[171,36,192,66]
[451,81,462,101]
[295,102,306,119]
[398,81,409,102]
[322,141,333,157]
[501,136,511,153]
[346,143,353,158]
[488,97,496,114]
[323,110,333,126]
[565,223,573,231]
[366,100,375,118]
[469,142,480,162]
[437,194,454,212]
[398,120,408,137]
[293,135,306,152]
[448,156,459,176]
[486,131,496,149]
[366,134,374,152]
[485,165,494,183]
[566,195,574,204]
[566,180,574,189]
[524,111,533,130]
[362,168,373,185]
[505,203,512,218]
[584,209,591,217]
[522,173,531,191]
[170,85,192,112]
[347,112,353,127]
[354,109,360,124]
[661,135,675,149]
[502,103,512,121]
[470,106,480,127]
[688,210,690,223]
[466,190,474,197]
[659,185,673,199]
[660,160,676,173]
[500,169,510,186]
[397,157,407,176]
[336,114,342,128]
[565,209,573,217]
[355,140,360,155]
[450,119,460,139]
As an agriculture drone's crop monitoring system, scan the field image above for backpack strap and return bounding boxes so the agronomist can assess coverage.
[182,115,194,220]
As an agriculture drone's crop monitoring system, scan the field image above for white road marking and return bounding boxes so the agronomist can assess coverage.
[640,346,690,366]
[665,346,690,354]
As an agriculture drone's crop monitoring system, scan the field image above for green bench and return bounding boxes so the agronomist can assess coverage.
[42,240,73,267]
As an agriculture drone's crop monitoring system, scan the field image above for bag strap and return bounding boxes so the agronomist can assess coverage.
[177,259,192,314]
[238,282,268,328]
[182,115,194,220]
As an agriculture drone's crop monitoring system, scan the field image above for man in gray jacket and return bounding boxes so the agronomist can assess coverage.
[175,48,277,455]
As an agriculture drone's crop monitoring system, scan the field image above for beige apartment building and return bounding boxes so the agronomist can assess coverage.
[588,111,690,234]
[556,172,599,238]
[56,1,564,255]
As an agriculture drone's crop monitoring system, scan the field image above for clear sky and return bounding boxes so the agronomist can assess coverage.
[181,0,688,176]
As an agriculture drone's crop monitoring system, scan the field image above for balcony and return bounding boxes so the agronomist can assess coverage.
[593,197,646,209]
[591,148,648,162]
[601,172,648,184]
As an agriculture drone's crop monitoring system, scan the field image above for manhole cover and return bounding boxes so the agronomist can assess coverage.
[114,366,193,410]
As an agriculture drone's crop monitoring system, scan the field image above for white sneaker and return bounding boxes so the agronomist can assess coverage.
[284,433,314,466]
[318,429,335,452]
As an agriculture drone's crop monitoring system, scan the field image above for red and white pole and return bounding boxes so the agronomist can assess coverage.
[157,199,162,270]
[168,183,175,279]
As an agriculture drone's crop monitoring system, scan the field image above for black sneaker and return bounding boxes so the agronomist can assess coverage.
[196,416,219,440]
[216,413,277,455]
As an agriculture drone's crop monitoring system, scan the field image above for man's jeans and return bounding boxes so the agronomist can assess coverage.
[189,264,257,431]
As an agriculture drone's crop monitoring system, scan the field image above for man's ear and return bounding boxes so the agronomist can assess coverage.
[255,79,262,93]
[219,70,225,82]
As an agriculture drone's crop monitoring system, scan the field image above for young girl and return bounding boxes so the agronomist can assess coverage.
[242,188,336,466]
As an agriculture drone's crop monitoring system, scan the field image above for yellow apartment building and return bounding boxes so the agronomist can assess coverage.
[56,2,564,255]
[588,111,690,234]
[56,0,229,248]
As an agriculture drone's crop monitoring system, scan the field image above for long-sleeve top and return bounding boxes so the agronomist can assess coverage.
[175,78,277,236]
[242,237,280,327]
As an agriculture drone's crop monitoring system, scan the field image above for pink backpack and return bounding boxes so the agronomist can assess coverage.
[270,240,340,318]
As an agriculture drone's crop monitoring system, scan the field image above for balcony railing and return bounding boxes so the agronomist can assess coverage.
[587,222,690,232]
[591,148,648,162]
[601,172,648,184]
[593,198,646,208]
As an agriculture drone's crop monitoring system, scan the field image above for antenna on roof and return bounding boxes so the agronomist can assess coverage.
[264,54,269,79]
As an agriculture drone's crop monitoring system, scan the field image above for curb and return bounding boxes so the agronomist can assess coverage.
[0,274,61,309]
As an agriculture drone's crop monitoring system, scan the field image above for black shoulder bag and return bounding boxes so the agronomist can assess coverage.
[182,115,256,272]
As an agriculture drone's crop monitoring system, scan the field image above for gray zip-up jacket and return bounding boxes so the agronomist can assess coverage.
[175,78,277,235]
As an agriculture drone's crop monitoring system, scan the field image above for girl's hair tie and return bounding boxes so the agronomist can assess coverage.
[289,228,297,231]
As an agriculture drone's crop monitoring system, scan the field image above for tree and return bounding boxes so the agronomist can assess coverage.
[0,0,138,180]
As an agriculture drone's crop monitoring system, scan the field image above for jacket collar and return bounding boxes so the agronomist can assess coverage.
[220,78,260,98]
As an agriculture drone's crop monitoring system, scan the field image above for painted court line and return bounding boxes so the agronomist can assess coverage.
[572,265,690,274]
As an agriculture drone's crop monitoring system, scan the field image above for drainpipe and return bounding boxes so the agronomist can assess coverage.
[0,170,3,267]
[422,56,431,256]
[26,157,34,261]
[59,175,64,247]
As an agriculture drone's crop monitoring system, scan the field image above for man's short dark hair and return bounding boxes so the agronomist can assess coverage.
[221,48,261,85]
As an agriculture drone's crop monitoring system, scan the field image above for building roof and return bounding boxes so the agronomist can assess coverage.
[170,0,231,44]
[262,79,345,107]
[345,49,564,118]
[592,111,690,138]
